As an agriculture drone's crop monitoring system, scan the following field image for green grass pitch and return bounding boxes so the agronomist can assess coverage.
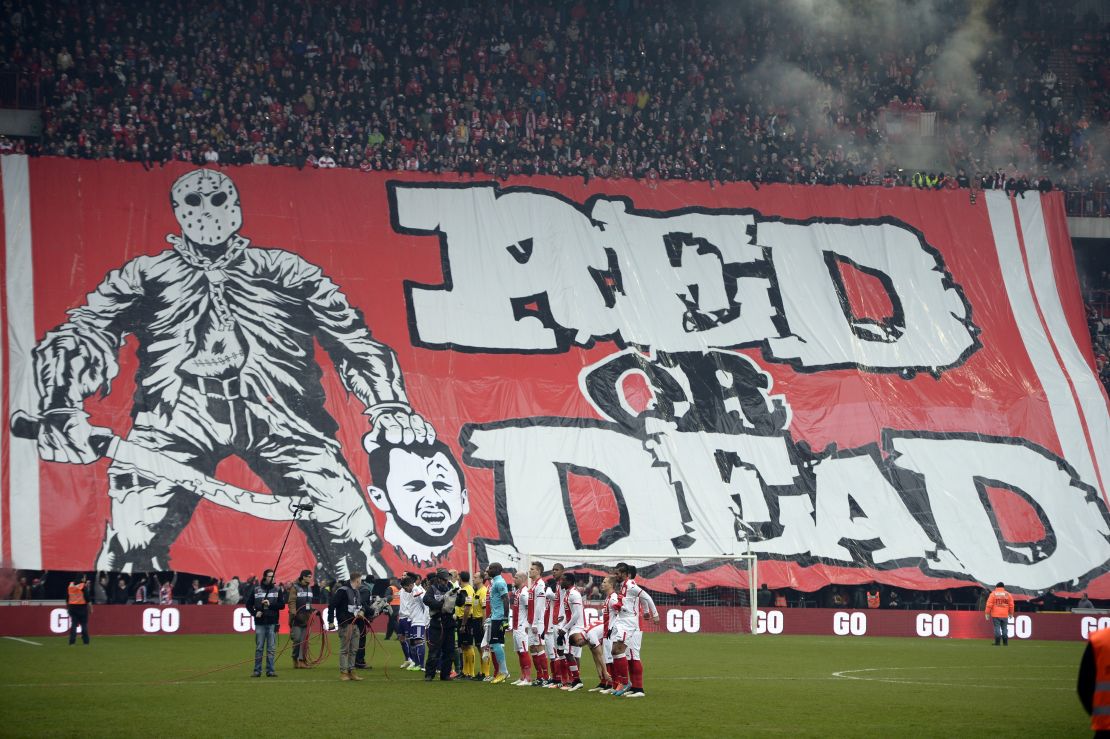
[0,631,1089,737]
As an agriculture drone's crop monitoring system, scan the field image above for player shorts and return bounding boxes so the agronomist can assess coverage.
[526,628,544,648]
[612,628,642,659]
[488,619,505,644]
[458,619,474,646]
[408,623,427,641]
[611,615,640,638]
[397,618,411,639]
[469,619,484,646]
[544,629,557,659]
[512,627,528,652]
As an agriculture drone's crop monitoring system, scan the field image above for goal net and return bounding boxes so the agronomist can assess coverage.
[510,552,759,634]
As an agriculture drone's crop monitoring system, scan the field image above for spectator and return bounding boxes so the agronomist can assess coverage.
[111,575,129,604]
[132,575,149,604]
[158,572,177,605]
[3,0,1105,201]
[13,575,28,601]
[223,576,242,605]
[89,574,107,604]
[189,579,205,604]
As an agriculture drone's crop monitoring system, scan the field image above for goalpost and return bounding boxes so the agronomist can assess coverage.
[515,549,760,634]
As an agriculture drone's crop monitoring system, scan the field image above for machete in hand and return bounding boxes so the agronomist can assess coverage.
[10,410,305,521]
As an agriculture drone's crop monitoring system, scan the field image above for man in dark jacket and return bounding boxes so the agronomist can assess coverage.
[329,572,365,681]
[288,569,315,669]
[354,577,376,670]
[245,569,284,677]
[423,569,460,681]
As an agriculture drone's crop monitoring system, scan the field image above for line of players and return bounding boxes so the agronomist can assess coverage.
[393,560,658,697]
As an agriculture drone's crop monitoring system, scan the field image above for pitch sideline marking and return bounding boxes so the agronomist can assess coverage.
[0,674,839,683]
[3,636,42,646]
[0,667,1075,689]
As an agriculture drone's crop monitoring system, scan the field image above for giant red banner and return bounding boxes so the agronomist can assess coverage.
[1,156,1108,596]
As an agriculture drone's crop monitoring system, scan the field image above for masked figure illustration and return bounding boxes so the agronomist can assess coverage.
[30,169,435,579]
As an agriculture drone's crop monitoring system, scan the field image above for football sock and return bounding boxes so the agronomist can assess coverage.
[611,653,629,686]
[491,643,507,674]
[629,658,643,689]
[462,646,474,676]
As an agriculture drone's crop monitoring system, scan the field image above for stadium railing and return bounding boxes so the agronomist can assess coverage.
[1066,190,1110,218]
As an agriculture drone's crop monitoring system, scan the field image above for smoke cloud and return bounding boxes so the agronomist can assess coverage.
[721,0,1032,174]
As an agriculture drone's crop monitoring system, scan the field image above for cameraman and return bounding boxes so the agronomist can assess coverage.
[245,569,284,677]
[329,572,366,681]
[423,568,460,681]
[287,569,314,669]
[353,576,377,670]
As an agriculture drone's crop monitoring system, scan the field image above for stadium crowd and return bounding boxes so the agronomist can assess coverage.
[1084,266,1110,393]
[0,0,1107,203]
[2,566,1102,613]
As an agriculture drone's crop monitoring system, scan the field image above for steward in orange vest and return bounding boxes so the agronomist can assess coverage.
[1079,627,1110,736]
[67,574,91,645]
[385,582,402,641]
[984,582,1014,646]
[866,588,881,609]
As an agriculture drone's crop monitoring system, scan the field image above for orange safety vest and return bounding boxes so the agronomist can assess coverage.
[773,594,787,608]
[207,585,220,604]
[985,587,1014,618]
[67,583,87,606]
[389,585,400,606]
[1089,628,1110,731]
[866,591,880,609]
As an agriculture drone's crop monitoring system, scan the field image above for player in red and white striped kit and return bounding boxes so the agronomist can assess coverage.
[543,563,566,688]
[526,561,551,686]
[585,575,617,692]
[611,563,659,697]
[601,573,627,693]
[510,571,533,685]
[557,572,586,691]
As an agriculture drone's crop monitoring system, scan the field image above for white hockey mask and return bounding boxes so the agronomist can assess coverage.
[170,169,242,246]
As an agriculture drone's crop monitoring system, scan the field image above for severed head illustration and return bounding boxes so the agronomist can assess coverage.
[364,438,469,563]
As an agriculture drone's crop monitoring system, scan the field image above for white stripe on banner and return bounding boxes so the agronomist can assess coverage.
[985,191,1101,499]
[2,155,41,569]
[1015,195,1110,500]
[0,158,4,562]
